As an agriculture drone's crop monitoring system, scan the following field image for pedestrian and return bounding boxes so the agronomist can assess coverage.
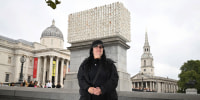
[77,40,119,100]
[28,81,34,87]
[56,82,61,88]
[34,81,39,88]
[46,80,52,88]
[52,83,55,88]
[23,80,28,87]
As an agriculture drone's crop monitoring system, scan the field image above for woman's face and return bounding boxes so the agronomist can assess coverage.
[93,44,104,59]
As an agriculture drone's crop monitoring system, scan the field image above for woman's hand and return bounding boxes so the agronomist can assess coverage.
[88,87,95,94]
[94,87,102,96]
[88,87,102,95]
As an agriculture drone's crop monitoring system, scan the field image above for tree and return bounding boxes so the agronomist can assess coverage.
[178,60,200,93]
[45,0,61,9]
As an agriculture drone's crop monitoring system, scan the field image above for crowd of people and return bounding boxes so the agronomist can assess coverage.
[22,80,62,88]
[0,80,61,88]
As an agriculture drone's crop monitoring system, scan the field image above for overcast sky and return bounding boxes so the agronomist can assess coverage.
[0,0,200,80]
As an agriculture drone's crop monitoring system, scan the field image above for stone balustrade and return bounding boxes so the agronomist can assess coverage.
[0,87,199,100]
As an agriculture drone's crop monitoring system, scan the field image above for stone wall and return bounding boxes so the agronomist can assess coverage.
[1,87,200,100]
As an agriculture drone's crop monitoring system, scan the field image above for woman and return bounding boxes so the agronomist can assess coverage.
[28,81,34,87]
[77,40,119,100]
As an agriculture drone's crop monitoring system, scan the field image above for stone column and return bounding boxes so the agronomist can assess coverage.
[163,83,165,93]
[24,57,29,81]
[55,57,59,85]
[14,55,20,82]
[141,82,143,90]
[165,83,167,93]
[156,82,159,92]
[66,60,69,73]
[60,58,64,87]
[166,83,168,93]
[165,83,166,92]
[150,81,152,91]
[36,57,41,81]
[133,82,135,88]
[146,82,148,89]
[49,56,53,82]
[42,57,47,84]
[172,84,175,93]
[162,83,164,93]
[152,82,154,91]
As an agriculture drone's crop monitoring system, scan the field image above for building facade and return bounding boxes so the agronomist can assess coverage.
[131,32,178,93]
[0,20,70,87]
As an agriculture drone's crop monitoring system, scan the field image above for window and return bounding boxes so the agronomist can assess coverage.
[8,56,11,64]
[144,60,146,66]
[144,69,146,72]
[5,74,9,82]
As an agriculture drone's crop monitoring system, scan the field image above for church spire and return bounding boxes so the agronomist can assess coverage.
[52,19,55,26]
[143,30,150,53]
[141,30,154,76]
[144,29,149,47]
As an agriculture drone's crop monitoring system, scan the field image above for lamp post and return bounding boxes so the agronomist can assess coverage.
[141,72,144,91]
[19,55,26,83]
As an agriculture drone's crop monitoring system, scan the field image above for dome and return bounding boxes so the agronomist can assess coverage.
[41,20,63,40]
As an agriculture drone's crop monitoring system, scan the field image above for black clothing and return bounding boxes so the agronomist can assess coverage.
[22,82,26,86]
[77,58,119,100]
[52,84,56,88]
[56,84,61,88]
[28,84,34,87]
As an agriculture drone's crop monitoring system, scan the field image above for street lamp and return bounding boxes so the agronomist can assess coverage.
[19,55,26,83]
[141,72,144,91]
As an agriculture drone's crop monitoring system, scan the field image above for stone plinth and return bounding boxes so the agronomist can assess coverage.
[64,37,132,91]
[65,2,131,91]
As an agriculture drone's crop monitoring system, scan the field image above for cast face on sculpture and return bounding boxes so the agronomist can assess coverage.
[93,44,104,59]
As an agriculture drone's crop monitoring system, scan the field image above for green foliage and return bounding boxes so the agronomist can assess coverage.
[46,0,61,9]
[178,60,200,93]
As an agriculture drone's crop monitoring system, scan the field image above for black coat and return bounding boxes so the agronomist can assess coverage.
[77,58,119,100]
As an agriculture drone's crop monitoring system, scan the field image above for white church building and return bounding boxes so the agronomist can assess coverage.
[0,20,70,87]
[131,32,178,93]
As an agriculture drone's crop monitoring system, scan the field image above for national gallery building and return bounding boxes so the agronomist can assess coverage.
[0,20,70,87]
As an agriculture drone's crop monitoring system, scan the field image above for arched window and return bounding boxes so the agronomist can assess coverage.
[144,60,146,66]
